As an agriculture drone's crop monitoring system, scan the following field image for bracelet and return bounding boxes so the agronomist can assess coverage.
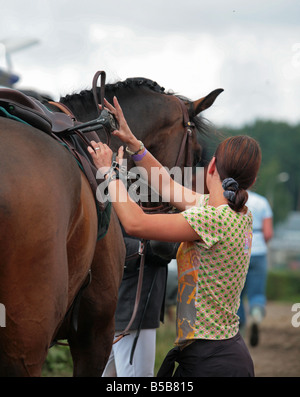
[131,148,147,161]
[125,140,144,155]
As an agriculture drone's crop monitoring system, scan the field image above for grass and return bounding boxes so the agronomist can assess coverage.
[42,312,177,377]
[42,343,72,377]
[266,269,300,302]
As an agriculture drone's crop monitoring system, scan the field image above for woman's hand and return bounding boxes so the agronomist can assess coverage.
[87,141,124,176]
[87,141,112,176]
[104,97,141,151]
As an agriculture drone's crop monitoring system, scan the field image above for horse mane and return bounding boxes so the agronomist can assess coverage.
[60,77,206,130]
[60,77,167,109]
[105,77,167,94]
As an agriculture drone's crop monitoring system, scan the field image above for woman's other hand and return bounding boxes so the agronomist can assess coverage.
[104,97,141,152]
[87,141,113,176]
[88,141,124,176]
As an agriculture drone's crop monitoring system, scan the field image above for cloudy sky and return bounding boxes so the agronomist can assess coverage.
[1,0,300,127]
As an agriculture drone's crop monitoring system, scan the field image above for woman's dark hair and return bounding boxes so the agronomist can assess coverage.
[214,135,262,212]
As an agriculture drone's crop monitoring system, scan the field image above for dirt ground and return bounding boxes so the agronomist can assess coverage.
[244,301,300,377]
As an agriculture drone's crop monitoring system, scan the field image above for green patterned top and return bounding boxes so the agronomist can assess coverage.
[175,194,253,344]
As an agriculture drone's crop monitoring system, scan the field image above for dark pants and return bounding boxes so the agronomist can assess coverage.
[157,332,254,377]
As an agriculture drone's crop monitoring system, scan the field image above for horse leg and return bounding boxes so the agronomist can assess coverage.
[0,191,79,376]
[68,209,125,376]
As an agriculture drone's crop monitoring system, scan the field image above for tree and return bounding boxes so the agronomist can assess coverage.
[220,120,300,224]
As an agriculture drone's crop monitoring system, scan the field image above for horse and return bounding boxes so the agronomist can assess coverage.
[0,76,222,376]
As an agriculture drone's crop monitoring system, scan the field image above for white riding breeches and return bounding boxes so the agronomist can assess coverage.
[102,328,156,377]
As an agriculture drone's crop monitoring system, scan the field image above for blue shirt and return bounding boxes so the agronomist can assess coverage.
[247,191,273,255]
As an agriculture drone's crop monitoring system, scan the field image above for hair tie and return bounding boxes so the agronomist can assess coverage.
[222,177,239,203]
[223,190,236,202]
[222,177,239,191]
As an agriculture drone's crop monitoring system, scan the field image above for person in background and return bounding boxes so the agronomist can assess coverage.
[237,190,273,346]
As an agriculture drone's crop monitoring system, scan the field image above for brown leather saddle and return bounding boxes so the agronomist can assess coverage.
[0,71,117,238]
[0,87,74,134]
[0,70,117,135]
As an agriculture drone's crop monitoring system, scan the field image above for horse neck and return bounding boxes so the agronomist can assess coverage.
[60,87,168,147]
[59,85,194,168]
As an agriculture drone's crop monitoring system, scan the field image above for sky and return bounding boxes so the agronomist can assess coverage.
[1,0,300,127]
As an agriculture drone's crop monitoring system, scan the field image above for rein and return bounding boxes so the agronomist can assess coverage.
[113,240,146,345]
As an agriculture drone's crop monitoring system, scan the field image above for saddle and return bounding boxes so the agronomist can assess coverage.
[0,71,117,239]
[0,88,74,134]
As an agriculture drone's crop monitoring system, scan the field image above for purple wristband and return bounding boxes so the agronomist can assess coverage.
[131,148,147,161]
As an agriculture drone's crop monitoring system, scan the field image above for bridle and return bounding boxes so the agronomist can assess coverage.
[175,98,195,169]
[139,97,196,215]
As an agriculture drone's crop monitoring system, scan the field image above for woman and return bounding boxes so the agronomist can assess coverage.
[88,97,261,377]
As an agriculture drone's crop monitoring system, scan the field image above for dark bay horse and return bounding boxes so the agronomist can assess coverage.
[0,77,222,376]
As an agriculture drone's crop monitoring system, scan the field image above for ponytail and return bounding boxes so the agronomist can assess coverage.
[230,188,248,212]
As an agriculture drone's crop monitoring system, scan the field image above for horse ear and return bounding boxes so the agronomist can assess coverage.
[189,88,224,116]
